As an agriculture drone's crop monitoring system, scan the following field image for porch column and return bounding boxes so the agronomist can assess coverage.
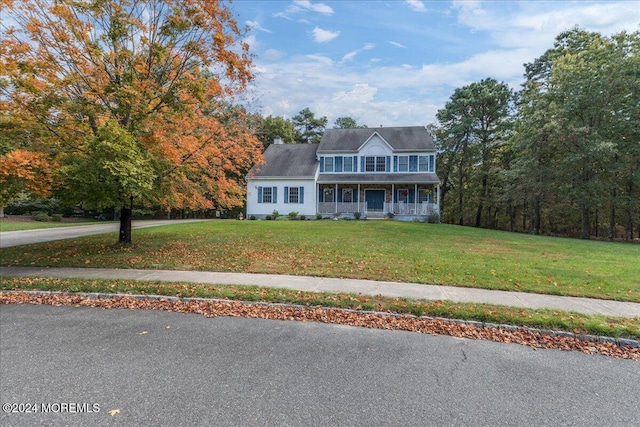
[358,184,361,212]
[414,184,418,214]
[335,183,338,213]
[437,184,441,213]
[391,184,394,214]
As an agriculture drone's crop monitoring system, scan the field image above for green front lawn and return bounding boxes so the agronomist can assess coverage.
[1,221,638,302]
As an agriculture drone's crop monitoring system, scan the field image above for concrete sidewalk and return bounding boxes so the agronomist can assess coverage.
[1,266,639,318]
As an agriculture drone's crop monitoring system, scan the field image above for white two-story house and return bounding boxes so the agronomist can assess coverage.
[246,126,440,220]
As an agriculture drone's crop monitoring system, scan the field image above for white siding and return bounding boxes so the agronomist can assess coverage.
[246,179,317,218]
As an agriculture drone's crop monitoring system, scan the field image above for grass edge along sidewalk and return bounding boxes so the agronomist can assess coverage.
[1,276,638,341]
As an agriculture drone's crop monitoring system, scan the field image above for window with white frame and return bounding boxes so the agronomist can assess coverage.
[258,186,276,204]
[262,187,272,203]
[365,156,386,172]
[323,157,334,172]
[395,155,435,172]
[398,156,409,172]
[285,186,304,204]
[343,156,353,172]
[289,187,299,203]
[419,156,428,171]
[322,187,334,202]
[342,188,353,203]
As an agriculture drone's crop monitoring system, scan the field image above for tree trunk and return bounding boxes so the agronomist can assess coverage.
[607,198,615,242]
[530,195,541,235]
[0,206,4,219]
[458,160,464,226]
[581,206,590,239]
[119,196,133,244]
[475,174,487,227]
[507,203,515,232]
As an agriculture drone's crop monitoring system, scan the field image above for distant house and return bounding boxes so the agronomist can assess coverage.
[246,126,441,220]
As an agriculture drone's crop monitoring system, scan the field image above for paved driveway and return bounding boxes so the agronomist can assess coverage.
[1,304,638,426]
[0,220,207,248]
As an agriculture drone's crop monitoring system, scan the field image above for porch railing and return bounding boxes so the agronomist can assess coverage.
[317,202,367,214]
[317,201,439,216]
[391,202,439,215]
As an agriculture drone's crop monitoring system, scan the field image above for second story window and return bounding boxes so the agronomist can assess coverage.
[343,156,353,172]
[394,155,435,172]
[365,156,386,172]
[324,157,334,172]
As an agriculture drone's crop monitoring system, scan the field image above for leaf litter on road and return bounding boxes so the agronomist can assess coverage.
[1,291,637,360]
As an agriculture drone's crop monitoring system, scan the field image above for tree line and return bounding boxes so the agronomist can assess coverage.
[1,1,636,242]
[432,28,639,241]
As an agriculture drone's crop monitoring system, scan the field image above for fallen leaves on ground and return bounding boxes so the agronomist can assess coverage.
[1,292,638,360]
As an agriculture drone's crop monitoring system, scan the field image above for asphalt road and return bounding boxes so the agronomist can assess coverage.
[0,220,206,248]
[1,305,638,426]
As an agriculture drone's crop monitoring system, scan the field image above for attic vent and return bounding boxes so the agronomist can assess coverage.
[274,136,283,145]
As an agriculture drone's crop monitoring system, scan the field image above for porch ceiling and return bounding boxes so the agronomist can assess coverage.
[317,173,440,184]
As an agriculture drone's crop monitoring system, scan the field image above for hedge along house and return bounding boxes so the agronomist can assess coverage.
[246,127,441,220]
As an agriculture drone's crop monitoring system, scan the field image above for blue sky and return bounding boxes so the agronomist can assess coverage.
[231,0,639,127]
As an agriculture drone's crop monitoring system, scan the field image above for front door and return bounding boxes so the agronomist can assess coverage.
[365,190,385,212]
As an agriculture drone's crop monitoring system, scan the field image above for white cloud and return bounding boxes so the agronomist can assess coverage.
[387,41,407,49]
[312,26,340,43]
[263,49,285,61]
[341,43,375,63]
[405,0,427,13]
[332,83,377,104]
[246,20,271,33]
[290,0,334,16]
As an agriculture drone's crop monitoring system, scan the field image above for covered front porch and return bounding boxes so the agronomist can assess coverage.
[317,183,440,220]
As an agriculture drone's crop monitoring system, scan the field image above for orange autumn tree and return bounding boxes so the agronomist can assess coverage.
[0,0,262,242]
[0,113,55,218]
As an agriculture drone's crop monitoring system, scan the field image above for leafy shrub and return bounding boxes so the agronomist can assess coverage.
[33,212,50,222]
[427,212,440,224]
[354,212,361,220]
[386,212,395,219]
[316,214,322,220]
[300,215,306,220]
[51,214,63,222]
[288,211,299,219]
[272,210,279,220]
[249,215,256,220]
[266,215,272,220]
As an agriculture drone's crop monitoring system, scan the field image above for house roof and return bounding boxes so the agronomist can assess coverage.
[248,143,318,179]
[317,126,435,153]
[317,173,440,185]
